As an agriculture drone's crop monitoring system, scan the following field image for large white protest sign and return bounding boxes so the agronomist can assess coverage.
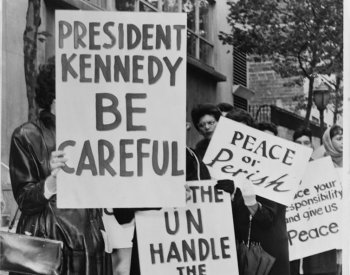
[55,11,187,208]
[286,157,342,260]
[135,180,239,275]
[203,117,312,206]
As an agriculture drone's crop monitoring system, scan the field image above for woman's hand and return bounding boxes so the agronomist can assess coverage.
[45,151,68,196]
[240,178,257,206]
[214,179,235,195]
[49,151,67,176]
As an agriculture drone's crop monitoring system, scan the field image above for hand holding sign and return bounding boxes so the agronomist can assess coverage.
[214,179,235,195]
[239,178,257,207]
[46,151,68,194]
[49,150,68,176]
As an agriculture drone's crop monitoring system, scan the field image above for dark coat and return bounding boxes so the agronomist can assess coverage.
[194,138,211,160]
[9,111,112,275]
[303,250,337,274]
[232,189,290,275]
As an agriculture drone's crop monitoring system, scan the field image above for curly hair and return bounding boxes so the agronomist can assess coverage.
[191,103,221,131]
[226,108,255,128]
[257,122,278,136]
[329,125,343,140]
[35,61,55,110]
[293,127,312,142]
[217,102,234,114]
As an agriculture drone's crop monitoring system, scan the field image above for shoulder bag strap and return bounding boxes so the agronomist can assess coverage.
[186,147,201,180]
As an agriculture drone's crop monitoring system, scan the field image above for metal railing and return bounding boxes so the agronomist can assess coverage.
[249,104,271,122]
[187,29,213,65]
[83,0,107,9]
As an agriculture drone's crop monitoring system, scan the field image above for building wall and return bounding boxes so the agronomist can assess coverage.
[248,61,341,129]
[1,0,30,219]
[248,61,304,111]
[212,0,234,105]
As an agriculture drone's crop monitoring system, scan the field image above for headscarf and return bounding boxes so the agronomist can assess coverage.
[322,127,343,167]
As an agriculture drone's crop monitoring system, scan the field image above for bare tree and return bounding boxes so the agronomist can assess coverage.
[23,0,41,121]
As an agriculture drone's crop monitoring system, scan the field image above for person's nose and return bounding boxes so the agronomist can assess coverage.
[204,124,211,130]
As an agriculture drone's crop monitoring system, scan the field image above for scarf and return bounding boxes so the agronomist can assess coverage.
[322,127,342,167]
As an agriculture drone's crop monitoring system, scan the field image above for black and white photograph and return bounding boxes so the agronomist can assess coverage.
[0,0,348,275]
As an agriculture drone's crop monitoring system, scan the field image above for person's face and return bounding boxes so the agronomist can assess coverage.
[332,133,343,152]
[197,114,217,139]
[295,135,313,149]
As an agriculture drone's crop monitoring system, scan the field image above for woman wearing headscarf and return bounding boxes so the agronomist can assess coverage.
[323,125,343,168]
[303,125,343,275]
[9,61,112,274]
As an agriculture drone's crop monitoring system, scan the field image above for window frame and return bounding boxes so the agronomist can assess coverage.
[83,0,108,9]
[136,0,214,65]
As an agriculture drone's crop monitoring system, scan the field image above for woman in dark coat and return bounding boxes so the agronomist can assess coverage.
[232,189,290,275]
[9,62,111,275]
[226,110,290,275]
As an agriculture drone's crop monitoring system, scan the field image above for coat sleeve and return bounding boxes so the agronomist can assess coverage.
[9,129,49,215]
[252,196,279,228]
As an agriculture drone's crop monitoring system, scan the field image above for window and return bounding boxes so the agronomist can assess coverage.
[311,116,320,124]
[115,0,135,10]
[233,95,248,111]
[84,0,108,9]
[233,49,247,87]
[184,0,213,65]
[138,0,182,12]
[116,0,214,65]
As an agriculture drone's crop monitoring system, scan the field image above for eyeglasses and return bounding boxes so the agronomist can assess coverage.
[197,120,216,129]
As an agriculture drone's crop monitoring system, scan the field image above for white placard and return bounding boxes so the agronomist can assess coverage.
[135,180,239,275]
[286,157,342,260]
[55,11,187,208]
[203,117,312,205]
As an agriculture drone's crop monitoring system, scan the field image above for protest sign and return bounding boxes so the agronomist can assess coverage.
[135,180,238,275]
[55,11,187,208]
[286,157,342,260]
[203,117,312,205]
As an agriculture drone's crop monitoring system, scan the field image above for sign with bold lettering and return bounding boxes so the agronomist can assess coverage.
[135,180,238,275]
[286,157,342,260]
[203,117,312,205]
[55,11,187,208]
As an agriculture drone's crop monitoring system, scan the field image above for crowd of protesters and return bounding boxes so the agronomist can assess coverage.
[7,61,343,275]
